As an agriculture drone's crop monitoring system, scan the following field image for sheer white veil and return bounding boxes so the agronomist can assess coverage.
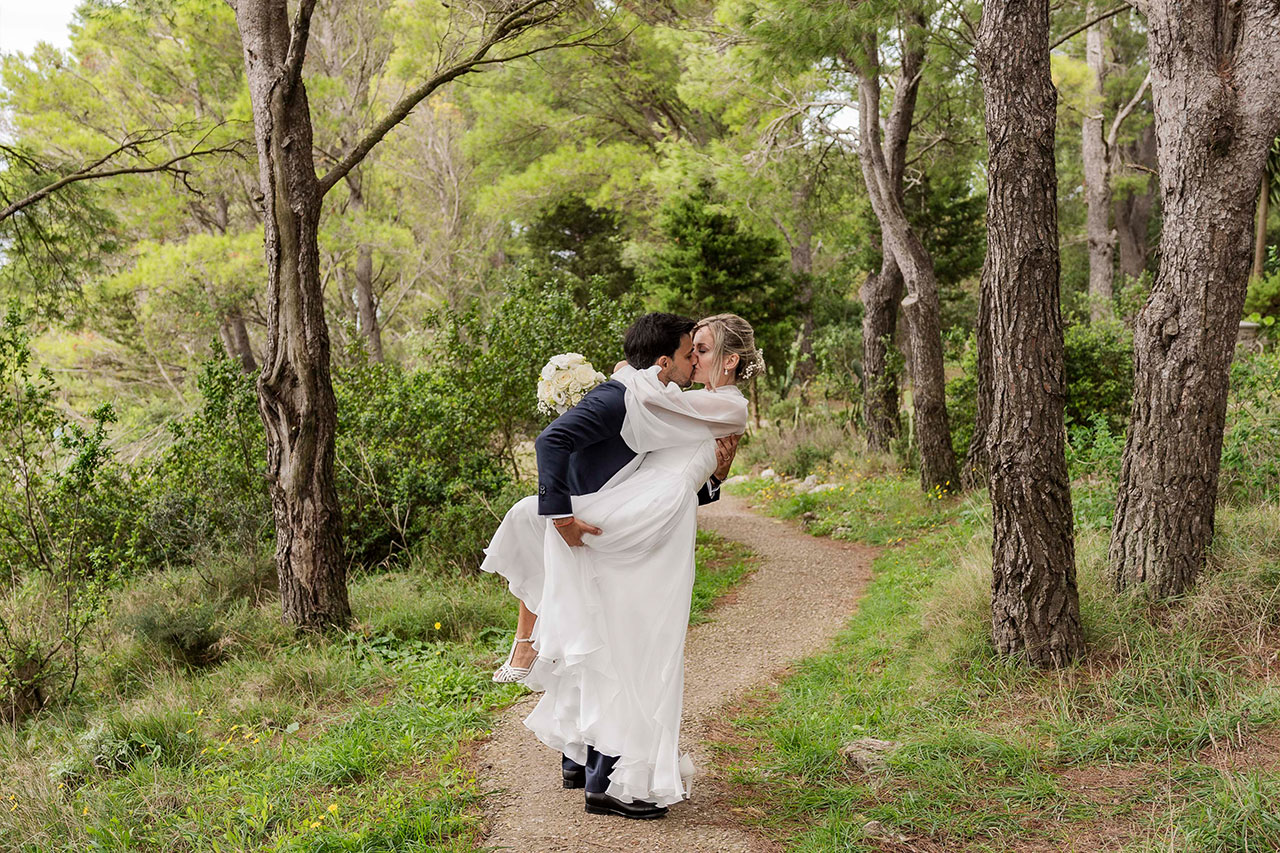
[615,364,747,454]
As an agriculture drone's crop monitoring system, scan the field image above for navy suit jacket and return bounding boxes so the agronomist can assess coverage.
[535,379,719,516]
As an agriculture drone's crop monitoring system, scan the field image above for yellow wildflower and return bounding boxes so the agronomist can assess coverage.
[310,821,321,829]
[327,803,338,813]
[434,622,442,630]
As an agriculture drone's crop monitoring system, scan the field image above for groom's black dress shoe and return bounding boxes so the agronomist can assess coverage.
[562,766,586,789]
[584,792,668,820]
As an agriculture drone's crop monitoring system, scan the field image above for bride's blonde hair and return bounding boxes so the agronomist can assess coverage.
[694,313,765,389]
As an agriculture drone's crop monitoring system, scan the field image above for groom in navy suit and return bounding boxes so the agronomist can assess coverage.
[534,312,737,820]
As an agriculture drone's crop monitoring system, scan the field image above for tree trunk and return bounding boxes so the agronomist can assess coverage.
[860,242,904,452]
[1108,0,1280,598]
[849,23,958,491]
[1082,7,1116,321]
[228,310,258,372]
[345,173,384,362]
[1115,125,1158,283]
[789,212,816,384]
[977,0,1084,667]
[234,0,350,629]
[1256,178,1271,281]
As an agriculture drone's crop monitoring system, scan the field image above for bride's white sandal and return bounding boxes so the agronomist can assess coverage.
[492,637,537,683]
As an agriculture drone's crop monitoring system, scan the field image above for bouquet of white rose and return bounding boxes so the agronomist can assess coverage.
[537,353,608,416]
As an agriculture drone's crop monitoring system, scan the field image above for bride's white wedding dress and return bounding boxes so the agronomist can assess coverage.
[480,365,747,807]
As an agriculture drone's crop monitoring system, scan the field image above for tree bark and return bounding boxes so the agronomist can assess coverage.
[849,23,958,491]
[1108,0,1280,598]
[860,242,904,452]
[1082,6,1116,321]
[977,0,1084,667]
[234,0,350,630]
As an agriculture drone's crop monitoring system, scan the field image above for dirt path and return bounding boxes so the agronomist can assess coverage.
[475,493,877,852]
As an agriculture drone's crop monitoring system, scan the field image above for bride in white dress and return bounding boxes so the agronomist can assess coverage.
[481,313,763,810]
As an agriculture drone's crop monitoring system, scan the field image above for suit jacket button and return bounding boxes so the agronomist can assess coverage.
[538,484,546,495]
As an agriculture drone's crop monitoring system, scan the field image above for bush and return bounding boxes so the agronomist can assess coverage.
[142,355,270,563]
[740,412,851,479]
[0,310,140,722]
[1063,319,1134,431]
[1221,348,1280,503]
[333,352,511,567]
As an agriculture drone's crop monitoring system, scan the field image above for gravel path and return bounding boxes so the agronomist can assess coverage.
[475,492,877,852]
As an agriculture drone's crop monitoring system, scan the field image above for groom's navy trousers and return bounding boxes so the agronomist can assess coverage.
[534,370,718,798]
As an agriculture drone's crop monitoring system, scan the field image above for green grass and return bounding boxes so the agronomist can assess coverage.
[720,472,1280,851]
[691,530,756,624]
[1,528,755,852]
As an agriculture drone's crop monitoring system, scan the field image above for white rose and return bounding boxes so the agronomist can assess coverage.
[571,363,597,386]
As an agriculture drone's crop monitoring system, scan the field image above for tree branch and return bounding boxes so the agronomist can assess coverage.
[283,0,318,97]
[1106,70,1151,151]
[318,1,607,197]
[1,139,244,223]
[1050,4,1129,50]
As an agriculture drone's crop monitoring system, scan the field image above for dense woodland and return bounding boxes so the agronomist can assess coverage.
[2,0,1280,848]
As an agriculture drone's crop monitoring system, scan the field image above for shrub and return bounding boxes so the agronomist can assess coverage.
[142,354,270,563]
[1221,348,1280,503]
[333,352,510,567]
[739,414,851,479]
[811,319,864,419]
[1063,319,1134,431]
[1244,268,1280,320]
[946,334,979,461]
[123,572,227,667]
[0,310,140,722]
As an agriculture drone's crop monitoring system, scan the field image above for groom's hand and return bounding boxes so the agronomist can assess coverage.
[554,516,602,547]
[714,434,741,481]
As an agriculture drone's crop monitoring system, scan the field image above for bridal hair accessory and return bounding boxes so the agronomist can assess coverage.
[537,353,606,416]
[740,348,766,381]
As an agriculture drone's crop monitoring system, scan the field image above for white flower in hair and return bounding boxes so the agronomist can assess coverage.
[537,353,607,415]
[740,348,766,380]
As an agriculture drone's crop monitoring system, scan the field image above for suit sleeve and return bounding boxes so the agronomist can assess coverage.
[696,478,721,506]
[534,387,625,516]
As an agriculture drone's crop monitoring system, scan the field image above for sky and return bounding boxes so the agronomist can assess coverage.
[0,0,80,56]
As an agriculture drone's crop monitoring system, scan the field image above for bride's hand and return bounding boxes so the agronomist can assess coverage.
[714,434,741,481]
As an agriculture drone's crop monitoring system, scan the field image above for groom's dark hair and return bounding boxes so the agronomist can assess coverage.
[623,312,696,369]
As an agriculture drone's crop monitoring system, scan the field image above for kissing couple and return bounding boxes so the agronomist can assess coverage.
[480,311,763,820]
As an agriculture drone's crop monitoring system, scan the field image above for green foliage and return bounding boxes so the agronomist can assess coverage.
[1221,348,1280,504]
[945,334,979,460]
[519,195,636,299]
[145,354,270,562]
[641,181,795,377]
[1243,268,1280,322]
[429,270,640,460]
[1062,319,1134,430]
[332,351,511,568]
[0,309,145,721]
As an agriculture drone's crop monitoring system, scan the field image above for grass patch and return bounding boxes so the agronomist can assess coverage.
[0,515,755,851]
[729,462,962,546]
[720,471,1280,851]
[691,530,756,624]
